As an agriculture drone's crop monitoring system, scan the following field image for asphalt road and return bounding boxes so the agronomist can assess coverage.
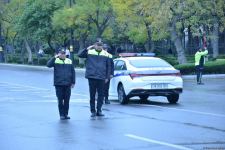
[0,64,225,150]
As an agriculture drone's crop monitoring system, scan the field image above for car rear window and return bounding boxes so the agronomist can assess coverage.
[129,58,172,68]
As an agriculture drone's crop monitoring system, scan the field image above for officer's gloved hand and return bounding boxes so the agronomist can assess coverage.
[55,54,60,58]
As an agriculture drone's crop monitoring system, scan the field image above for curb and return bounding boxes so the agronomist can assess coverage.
[182,74,225,80]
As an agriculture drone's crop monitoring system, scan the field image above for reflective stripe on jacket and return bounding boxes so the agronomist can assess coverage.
[195,50,208,66]
[78,48,111,80]
[47,57,75,86]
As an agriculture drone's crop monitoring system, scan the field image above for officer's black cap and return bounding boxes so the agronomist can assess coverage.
[96,41,103,47]
[59,49,66,54]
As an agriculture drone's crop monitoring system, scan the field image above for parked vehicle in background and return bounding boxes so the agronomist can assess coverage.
[109,53,183,104]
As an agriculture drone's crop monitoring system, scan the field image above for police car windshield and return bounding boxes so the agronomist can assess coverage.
[128,58,172,68]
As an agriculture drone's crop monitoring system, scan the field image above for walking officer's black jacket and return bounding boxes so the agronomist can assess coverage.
[47,57,75,86]
[78,48,111,80]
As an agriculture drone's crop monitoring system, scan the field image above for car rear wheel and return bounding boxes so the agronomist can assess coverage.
[167,94,179,104]
[117,84,129,104]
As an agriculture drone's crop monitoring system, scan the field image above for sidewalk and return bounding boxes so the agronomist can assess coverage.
[182,74,225,80]
[1,63,225,79]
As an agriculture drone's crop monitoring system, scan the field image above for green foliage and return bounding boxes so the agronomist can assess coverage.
[52,0,113,46]
[1,0,27,42]
[204,59,225,74]
[159,55,179,66]
[1,0,225,62]
[111,0,157,44]
[33,57,49,66]
[5,54,23,64]
[175,63,196,74]
[217,55,225,59]
[14,0,63,41]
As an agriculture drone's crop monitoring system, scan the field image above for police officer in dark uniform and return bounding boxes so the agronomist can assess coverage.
[47,49,75,120]
[103,44,114,104]
[78,42,111,117]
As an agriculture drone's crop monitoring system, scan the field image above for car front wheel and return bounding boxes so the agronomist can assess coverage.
[117,84,129,104]
[167,94,179,104]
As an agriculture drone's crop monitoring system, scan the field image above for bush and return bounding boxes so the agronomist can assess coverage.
[160,55,195,65]
[217,55,225,59]
[175,59,225,75]
[174,63,195,74]
[6,54,23,64]
[158,55,179,66]
[38,57,49,65]
[5,53,51,65]
[204,59,225,74]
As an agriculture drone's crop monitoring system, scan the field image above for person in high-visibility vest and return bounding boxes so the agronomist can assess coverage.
[0,45,4,62]
[78,42,111,117]
[0,46,3,52]
[47,49,76,120]
[194,47,208,85]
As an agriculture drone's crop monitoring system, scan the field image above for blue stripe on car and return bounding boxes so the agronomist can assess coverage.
[114,72,128,77]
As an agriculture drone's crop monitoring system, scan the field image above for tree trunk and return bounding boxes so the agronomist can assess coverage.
[170,20,187,64]
[97,28,102,39]
[24,39,32,64]
[211,20,219,59]
[78,36,86,66]
[47,36,54,53]
[145,23,151,52]
[150,41,155,52]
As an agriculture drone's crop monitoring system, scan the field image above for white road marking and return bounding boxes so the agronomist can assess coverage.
[134,104,225,118]
[31,91,44,94]
[0,82,89,97]
[1,82,224,118]
[7,86,22,89]
[14,99,89,103]
[0,82,49,91]
[73,93,89,97]
[42,95,56,98]
[10,89,39,92]
[125,134,193,150]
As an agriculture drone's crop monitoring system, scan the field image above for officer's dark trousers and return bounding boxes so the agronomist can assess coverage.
[55,85,71,116]
[104,80,110,100]
[88,78,105,113]
[195,65,204,83]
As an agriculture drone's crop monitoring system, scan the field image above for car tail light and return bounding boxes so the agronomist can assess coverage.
[174,72,181,77]
[129,72,181,79]
[129,73,140,80]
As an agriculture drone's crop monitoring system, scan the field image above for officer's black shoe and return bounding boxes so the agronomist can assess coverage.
[96,112,105,117]
[60,116,66,120]
[197,82,204,85]
[91,112,96,117]
[65,116,70,119]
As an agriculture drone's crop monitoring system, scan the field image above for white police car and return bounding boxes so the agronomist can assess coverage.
[109,53,183,104]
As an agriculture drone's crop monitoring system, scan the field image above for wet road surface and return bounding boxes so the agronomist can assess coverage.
[0,64,225,150]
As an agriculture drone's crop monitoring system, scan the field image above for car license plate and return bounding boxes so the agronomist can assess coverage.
[151,83,168,89]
